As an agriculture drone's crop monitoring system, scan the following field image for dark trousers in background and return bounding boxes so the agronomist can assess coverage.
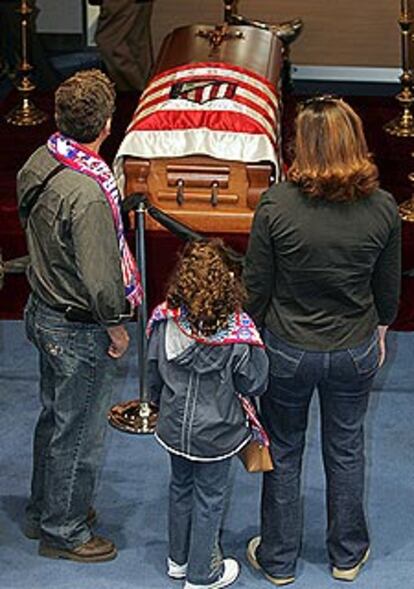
[257,329,380,578]
[95,0,153,92]
[168,453,232,585]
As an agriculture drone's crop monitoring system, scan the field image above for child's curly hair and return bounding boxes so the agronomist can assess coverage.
[166,239,246,336]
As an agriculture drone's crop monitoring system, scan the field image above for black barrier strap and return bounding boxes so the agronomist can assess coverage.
[122,192,245,266]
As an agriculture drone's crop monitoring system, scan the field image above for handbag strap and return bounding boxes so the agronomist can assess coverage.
[19,163,66,224]
[238,395,270,447]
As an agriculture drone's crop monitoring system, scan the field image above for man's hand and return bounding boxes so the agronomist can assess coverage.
[378,325,388,368]
[107,325,130,358]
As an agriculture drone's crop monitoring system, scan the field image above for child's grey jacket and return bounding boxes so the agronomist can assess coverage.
[147,319,269,461]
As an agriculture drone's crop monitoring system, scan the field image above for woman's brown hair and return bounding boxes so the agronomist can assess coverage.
[288,96,379,202]
[166,239,246,336]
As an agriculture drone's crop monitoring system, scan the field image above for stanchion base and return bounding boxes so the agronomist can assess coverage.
[5,100,48,126]
[108,399,158,434]
[399,198,414,222]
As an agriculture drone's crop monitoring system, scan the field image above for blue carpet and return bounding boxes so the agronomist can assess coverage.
[1,321,413,589]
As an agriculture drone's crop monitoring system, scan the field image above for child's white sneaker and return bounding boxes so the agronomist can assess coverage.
[183,558,240,589]
[167,557,187,579]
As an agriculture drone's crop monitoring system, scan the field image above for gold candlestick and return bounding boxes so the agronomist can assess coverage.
[5,0,48,126]
[384,1,414,136]
[399,170,414,222]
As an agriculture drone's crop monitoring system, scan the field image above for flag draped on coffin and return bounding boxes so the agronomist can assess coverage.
[113,61,283,191]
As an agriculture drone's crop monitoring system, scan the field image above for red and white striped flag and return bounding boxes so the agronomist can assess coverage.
[114,62,283,191]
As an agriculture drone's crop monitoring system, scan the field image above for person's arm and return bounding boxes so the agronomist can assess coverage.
[243,204,275,327]
[233,345,269,397]
[72,199,127,322]
[72,198,131,357]
[371,210,401,367]
[371,212,401,326]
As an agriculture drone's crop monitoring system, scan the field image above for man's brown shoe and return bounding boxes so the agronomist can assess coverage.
[39,535,117,563]
[24,507,97,540]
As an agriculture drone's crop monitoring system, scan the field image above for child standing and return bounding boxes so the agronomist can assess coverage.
[146,239,269,589]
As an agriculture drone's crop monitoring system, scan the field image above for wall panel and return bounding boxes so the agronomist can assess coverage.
[151,0,401,68]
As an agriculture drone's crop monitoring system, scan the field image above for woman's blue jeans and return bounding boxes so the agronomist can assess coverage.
[256,329,380,578]
[24,294,114,549]
[168,453,232,585]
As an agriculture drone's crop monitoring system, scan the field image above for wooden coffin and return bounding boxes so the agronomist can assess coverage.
[154,23,283,85]
[124,155,274,233]
[120,23,283,234]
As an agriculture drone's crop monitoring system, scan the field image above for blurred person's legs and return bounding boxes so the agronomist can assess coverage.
[24,294,116,559]
[319,331,379,574]
[95,0,153,91]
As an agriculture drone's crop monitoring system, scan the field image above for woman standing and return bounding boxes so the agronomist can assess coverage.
[243,96,401,585]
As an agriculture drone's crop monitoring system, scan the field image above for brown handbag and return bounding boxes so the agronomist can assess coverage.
[239,439,274,473]
[238,396,274,473]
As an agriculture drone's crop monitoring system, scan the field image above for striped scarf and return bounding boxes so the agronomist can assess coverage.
[47,132,143,308]
[147,301,264,346]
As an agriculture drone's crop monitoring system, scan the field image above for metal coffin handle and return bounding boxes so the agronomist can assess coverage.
[176,178,185,205]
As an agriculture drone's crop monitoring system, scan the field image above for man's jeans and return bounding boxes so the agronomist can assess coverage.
[168,454,232,585]
[256,329,380,579]
[24,294,114,549]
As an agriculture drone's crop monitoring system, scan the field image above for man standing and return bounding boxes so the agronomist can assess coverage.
[94,0,154,92]
[17,69,142,562]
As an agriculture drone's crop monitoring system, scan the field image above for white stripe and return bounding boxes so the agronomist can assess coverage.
[114,128,282,187]
[201,84,212,103]
[217,83,229,99]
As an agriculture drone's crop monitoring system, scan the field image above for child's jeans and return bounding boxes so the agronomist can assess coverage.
[168,453,232,585]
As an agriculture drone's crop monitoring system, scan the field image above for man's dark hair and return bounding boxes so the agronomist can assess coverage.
[55,69,116,143]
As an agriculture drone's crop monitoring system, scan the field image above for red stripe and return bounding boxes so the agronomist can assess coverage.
[132,92,278,138]
[195,86,203,103]
[210,83,220,99]
[128,110,278,147]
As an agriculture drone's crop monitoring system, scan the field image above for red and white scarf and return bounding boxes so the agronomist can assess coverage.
[147,301,269,446]
[147,301,264,346]
[48,132,143,308]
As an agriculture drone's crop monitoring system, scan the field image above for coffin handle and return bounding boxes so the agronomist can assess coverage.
[176,179,185,205]
[211,181,219,207]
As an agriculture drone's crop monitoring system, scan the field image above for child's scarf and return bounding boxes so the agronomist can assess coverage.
[147,301,264,346]
[148,301,269,446]
[47,133,143,308]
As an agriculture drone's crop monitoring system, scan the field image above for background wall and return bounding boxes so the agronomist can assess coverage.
[81,1,402,69]
[148,0,400,68]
